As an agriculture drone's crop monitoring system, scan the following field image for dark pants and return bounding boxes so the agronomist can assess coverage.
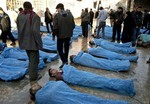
[90,18,93,27]
[97,22,106,38]
[46,22,53,33]
[1,31,16,43]
[57,37,70,63]
[81,21,88,37]
[112,24,122,42]
[26,50,39,81]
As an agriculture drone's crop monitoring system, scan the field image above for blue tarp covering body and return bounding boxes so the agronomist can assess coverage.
[0,55,46,69]
[1,47,58,63]
[93,39,136,54]
[62,65,135,96]
[140,34,150,42]
[36,81,128,104]
[12,30,18,40]
[0,42,7,53]
[88,47,138,62]
[0,65,27,81]
[72,51,130,72]
[40,26,50,32]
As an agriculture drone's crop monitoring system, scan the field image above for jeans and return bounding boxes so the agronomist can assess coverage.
[97,21,106,38]
[132,27,140,45]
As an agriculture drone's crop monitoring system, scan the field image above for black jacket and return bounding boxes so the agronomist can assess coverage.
[114,11,124,25]
[132,11,143,27]
[0,13,11,32]
[45,11,53,23]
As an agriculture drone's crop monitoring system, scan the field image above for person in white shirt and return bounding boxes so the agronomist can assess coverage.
[96,7,108,38]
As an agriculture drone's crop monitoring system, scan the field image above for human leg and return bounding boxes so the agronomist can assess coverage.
[7,31,16,45]
[112,25,117,42]
[101,22,106,38]
[46,22,50,33]
[26,50,40,81]
[64,37,71,63]
[57,39,66,64]
[117,24,121,43]
[1,31,7,43]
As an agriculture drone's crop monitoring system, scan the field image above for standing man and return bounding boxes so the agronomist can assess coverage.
[44,7,53,33]
[53,3,75,68]
[89,9,94,28]
[81,8,90,38]
[0,7,16,46]
[97,7,108,38]
[112,7,124,43]
[132,6,143,46]
[16,2,43,84]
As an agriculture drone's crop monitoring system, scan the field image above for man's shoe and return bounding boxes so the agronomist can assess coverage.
[29,83,42,100]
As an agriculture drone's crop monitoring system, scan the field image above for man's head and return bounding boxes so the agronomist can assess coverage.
[117,7,123,12]
[23,1,32,9]
[0,7,4,16]
[136,6,142,12]
[56,3,64,12]
[99,7,103,10]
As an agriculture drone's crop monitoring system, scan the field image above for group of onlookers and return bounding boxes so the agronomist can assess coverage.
[81,6,150,47]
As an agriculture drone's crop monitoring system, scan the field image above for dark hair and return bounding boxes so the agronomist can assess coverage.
[99,7,103,10]
[0,7,3,11]
[118,7,123,11]
[23,1,32,9]
[19,7,23,12]
[56,3,64,10]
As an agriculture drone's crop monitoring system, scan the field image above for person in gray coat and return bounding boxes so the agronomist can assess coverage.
[16,2,43,82]
[53,3,75,68]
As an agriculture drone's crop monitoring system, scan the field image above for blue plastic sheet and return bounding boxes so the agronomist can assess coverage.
[140,34,150,43]
[40,26,50,32]
[0,55,46,69]
[0,65,27,81]
[88,47,138,62]
[62,65,135,96]
[72,51,130,72]
[1,47,58,63]
[42,35,57,45]
[36,81,128,104]
[94,38,131,47]
[93,39,136,54]
[0,42,7,53]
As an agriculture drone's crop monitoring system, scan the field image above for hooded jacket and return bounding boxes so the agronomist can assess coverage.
[16,11,43,50]
[53,10,75,39]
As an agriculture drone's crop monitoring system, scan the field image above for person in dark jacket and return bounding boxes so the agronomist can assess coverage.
[53,3,75,68]
[112,7,124,43]
[132,6,143,46]
[44,7,53,33]
[121,11,134,43]
[89,9,94,27]
[109,9,115,27]
[81,8,90,38]
[0,7,16,46]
